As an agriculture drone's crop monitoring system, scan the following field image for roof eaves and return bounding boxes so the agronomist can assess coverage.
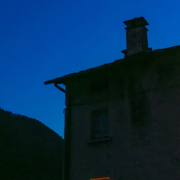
[44,45,180,85]
[44,58,124,85]
[44,73,77,85]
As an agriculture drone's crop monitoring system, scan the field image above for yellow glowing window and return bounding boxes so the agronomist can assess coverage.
[90,177,110,180]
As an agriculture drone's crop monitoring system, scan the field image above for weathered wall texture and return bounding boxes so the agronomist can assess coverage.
[66,47,180,180]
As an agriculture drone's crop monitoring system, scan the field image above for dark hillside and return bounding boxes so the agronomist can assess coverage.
[0,107,64,180]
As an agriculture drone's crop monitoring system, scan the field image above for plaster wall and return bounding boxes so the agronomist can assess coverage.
[66,50,180,180]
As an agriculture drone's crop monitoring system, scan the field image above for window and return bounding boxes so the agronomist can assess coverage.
[90,78,108,92]
[90,177,110,180]
[91,109,109,139]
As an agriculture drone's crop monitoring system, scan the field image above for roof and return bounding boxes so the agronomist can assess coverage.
[44,45,180,85]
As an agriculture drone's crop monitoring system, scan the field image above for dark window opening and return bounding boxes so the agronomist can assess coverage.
[91,109,109,139]
[90,79,108,92]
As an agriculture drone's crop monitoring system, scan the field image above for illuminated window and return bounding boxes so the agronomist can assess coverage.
[90,177,110,180]
[91,109,109,139]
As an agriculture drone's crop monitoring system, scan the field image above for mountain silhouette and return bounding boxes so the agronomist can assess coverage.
[0,107,64,180]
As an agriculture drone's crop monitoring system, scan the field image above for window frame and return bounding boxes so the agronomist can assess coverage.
[91,108,109,140]
[89,78,108,92]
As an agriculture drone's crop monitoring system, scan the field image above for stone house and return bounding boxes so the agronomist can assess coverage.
[44,17,180,180]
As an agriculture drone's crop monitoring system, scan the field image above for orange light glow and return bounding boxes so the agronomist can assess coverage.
[90,177,110,180]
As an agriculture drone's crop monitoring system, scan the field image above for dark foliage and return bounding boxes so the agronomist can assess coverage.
[0,107,64,180]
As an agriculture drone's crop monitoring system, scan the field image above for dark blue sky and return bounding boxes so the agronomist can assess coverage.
[1,0,180,138]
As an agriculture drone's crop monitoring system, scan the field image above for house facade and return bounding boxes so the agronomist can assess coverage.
[45,17,180,180]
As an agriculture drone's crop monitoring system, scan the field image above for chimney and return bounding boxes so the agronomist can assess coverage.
[121,17,152,57]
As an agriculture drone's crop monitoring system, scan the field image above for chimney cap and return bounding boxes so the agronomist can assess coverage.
[123,17,149,29]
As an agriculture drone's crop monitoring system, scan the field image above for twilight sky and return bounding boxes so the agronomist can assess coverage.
[1,0,180,138]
